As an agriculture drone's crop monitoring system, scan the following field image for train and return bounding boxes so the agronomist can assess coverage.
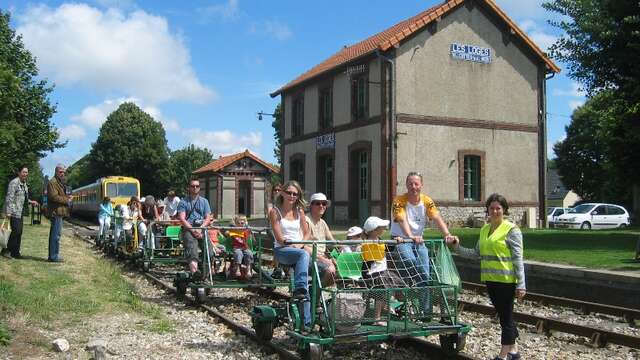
[71,176,140,218]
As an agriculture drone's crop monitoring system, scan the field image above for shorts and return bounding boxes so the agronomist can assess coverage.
[362,267,406,289]
[182,229,214,263]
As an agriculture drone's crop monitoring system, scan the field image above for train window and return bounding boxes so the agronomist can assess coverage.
[106,182,138,198]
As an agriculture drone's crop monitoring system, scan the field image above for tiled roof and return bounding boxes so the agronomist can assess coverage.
[193,149,280,175]
[271,0,559,97]
[547,168,570,200]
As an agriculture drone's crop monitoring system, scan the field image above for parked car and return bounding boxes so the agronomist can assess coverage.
[555,203,630,230]
[546,207,569,228]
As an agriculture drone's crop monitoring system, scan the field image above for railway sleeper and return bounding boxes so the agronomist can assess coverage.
[590,332,607,348]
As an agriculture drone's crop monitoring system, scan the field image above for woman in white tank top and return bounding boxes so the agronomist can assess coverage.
[268,180,311,327]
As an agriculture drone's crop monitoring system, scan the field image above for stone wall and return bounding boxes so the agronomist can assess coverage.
[438,206,533,228]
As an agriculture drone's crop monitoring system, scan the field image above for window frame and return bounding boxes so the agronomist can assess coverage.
[318,84,333,130]
[291,94,304,138]
[458,150,485,203]
[350,72,368,122]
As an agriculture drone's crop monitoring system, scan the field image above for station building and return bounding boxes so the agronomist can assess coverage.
[271,0,560,227]
[193,150,279,220]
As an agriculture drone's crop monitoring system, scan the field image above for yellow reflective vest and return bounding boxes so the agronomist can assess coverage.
[479,220,517,284]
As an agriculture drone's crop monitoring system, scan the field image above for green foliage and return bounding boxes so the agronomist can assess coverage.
[271,103,282,166]
[88,103,170,196]
[544,0,640,205]
[543,0,640,99]
[167,145,213,197]
[65,154,93,189]
[0,11,61,208]
[554,91,635,205]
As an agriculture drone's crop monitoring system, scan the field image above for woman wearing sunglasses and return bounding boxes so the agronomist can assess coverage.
[268,180,311,329]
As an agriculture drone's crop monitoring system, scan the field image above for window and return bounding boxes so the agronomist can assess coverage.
[351,75,368,121]
[593,205,606,215]
[607,205,625,215]
[292,96,304,137]
[463,155,481,201]
[359,152,368,200]
[106,182,138,198]
[318,87,332,130]
[290,159,305,188]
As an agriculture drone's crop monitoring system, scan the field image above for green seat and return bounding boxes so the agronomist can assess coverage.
[336,252,363,280]
[165,226,181,240]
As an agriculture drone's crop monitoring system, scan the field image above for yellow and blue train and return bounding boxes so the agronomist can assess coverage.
[71,176,140,217]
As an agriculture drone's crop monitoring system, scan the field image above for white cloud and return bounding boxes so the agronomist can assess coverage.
[249,20,292,41]
[513,19,557,52]
[494,0,548,20]
[17,4,216,104]
[568,100,584,111]
[553,82,586,97]
[71,97,179,131]
[198,0,240,22]
[59,124,87,141]
[182,129,262,155]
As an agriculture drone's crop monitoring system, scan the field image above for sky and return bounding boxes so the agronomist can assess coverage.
[0,0,584,177]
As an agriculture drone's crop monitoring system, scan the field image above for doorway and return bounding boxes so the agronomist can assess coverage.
[238,180,251,216]
[317,154,334,224]
[349,147,370,225]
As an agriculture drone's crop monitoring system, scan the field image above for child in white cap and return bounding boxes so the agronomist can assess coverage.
[361,216,406,326]
[342,226,363,253]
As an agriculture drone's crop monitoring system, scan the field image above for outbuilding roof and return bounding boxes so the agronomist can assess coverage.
[193,149,280,175]
[271,0,560,97]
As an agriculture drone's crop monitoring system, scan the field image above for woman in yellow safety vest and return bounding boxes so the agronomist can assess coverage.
[447,193,525,360]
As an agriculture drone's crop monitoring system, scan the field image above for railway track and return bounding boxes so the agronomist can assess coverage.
[68,220,478,360]
[462,281,640,325]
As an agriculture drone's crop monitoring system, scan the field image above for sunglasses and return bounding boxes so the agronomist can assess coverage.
[190,184,200,188]
[283,190,298,197]
[312,201,328,207]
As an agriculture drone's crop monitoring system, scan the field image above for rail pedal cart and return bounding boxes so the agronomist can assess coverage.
[251,239,470,359]
[173,225,290,302]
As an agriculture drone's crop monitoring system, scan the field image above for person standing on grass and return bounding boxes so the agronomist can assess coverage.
[47,164,72,263]
[446,193,525,360]
[1,165,39,259]
[178,179,212,279]
[97,196,114,243]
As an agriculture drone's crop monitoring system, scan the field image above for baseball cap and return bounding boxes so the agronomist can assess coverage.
[346,226,363,238]
[363,216,390,233]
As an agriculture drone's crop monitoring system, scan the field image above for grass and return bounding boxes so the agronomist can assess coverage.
[424,227,640,271]
[0,217,174,351]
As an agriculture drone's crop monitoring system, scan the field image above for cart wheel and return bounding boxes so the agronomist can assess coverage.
[439,333,466,355]
[302,343,323,360]
[254,320,274,341]
[142,261,150,272]
[193,287,207,304]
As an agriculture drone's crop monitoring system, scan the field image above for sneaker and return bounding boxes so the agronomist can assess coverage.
[292,288,308,300]
[1,250,12,259]
[507,353,521,360]
[11,253,22,259]
[191,270,204,282]
[271,267,285,279]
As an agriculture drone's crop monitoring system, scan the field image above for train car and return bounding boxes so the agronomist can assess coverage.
[71,176,140,218]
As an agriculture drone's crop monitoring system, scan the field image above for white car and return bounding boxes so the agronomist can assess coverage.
[546,207,569,228]
[555,203,630,230]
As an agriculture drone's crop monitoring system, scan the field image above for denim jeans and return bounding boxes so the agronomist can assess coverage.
[274,246,311,326]
[396,242,431,315]
[48,216,63,261]
[98,216,111,239]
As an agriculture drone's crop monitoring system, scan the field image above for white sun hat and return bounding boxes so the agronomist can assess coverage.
[346,226,363,238]
[363,216,390,233]
[309,192,331,207]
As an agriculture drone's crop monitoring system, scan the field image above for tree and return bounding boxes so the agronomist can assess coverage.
[543,0,640,99]
[554,90,630,203]
[0,11,62,206]
[271,103,282,167]
[65,154,94,189]
[544,0,640,209]
[167,145,213,197]
[88,102,170,196]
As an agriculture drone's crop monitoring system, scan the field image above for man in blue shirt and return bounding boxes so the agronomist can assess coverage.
[177,179,212,277]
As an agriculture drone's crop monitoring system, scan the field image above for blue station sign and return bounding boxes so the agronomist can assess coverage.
[450,43,491,64]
